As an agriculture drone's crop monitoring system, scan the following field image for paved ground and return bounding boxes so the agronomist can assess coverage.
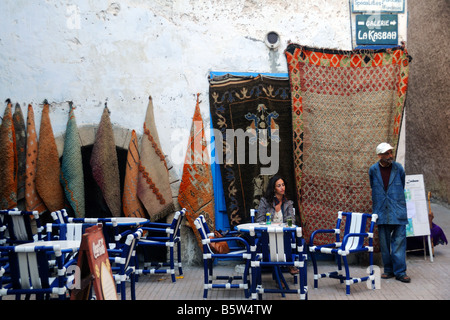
[132,202,450,301]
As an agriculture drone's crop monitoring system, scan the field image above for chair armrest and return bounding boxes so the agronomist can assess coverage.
[141,222,170,228]
[140,227,171,235]
[140,236,170,241]
[309,229,338,245]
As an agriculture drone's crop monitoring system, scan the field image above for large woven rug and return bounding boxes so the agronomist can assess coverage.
[285,43,410,245]
[60,104,85,218]
[178,94,215,248]
[36,102,65,213]
[0,100,17,209]
[90,106,121,217]
[25,104,46,213]
[137,96,174,222]
[123,129,146,219]
[209,75,296,229]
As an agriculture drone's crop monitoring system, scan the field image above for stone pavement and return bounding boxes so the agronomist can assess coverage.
[132,202,450,301]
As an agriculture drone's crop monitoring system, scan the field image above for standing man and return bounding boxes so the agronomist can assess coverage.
[369,142,411,283]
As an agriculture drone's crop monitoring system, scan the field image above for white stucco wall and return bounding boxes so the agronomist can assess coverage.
[0,0,407,177]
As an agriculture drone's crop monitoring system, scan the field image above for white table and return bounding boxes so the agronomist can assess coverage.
[17,240,80,251]
[236,222,296,233]
[105,217,148,227]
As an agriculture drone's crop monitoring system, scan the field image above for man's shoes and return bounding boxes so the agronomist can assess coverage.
[381,272,394,279]
[395,274,411,283]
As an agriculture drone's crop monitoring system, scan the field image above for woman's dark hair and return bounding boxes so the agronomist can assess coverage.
[264,174,285,203]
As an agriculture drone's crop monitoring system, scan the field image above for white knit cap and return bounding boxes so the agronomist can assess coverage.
[376,142,394,154]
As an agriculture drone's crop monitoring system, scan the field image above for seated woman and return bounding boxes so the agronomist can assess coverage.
[256,174,295,224]
[256,175,298,275]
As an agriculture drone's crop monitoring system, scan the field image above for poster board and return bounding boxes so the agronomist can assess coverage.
[405,174,430,237]
[71,224,117,300]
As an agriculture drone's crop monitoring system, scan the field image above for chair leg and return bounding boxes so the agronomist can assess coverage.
[203,259,210,299]
[244,260,250,298]
[121,281,126,300]
[169,245,176,283]
[272,266,287,297]
[300,263,308,300]
[309,251,319,289]
[342,255,351,295]
[336,255,344,284]
[251,263,259,300]
[130,274,136,300]
[177,241,183,276]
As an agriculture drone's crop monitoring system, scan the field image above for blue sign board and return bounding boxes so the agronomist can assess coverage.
[356,14,398,45]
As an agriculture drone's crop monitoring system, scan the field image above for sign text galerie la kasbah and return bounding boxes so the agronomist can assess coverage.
[356,14,398,45]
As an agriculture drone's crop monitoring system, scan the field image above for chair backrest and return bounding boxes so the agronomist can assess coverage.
[47,222,95,241]
[61,223,84,241]
[0,209,43,244]
[68,217,120,247]
[257,226,302,262]
[339,211,378,251]
[0,214,7,246]
[110,228,143,271]
[170,208,186,241]
[124,229,143,268]
[194,215,214,254]
[250,209,257,223]
[50,209,69,224]
[1,244,66,294]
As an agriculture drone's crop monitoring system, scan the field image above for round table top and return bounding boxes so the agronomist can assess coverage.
[236,222,297,232]
[106,217,148,225]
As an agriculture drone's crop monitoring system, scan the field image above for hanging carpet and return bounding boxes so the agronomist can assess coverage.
[60,103,85,218]
[0,100,18,209]
[36,101,65,213]
[285,43,410,245]
[13,103,27,202]
[123,129,146,219]
[90,106,121,217]
[25,104,46,213]
[209,75,296,229]
[178,94,215,248]
[137,96,174,222]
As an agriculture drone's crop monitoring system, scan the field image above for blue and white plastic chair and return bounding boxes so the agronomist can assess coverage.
[309,211,378,295]
[0,209,44,245]
[108,228,143,300]
[194,214,251,299]
[0,244,78,300]
[136,208,186,282]
[247,224,307,300]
